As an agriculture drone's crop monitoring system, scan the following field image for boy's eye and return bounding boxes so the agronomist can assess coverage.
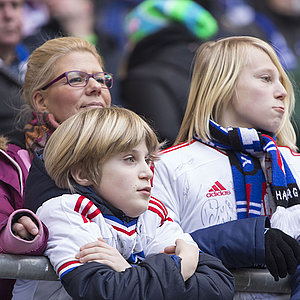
[125,156,135,163]
[145,157,152,165]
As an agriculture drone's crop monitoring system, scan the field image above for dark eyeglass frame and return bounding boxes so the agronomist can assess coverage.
[41,70,113,90]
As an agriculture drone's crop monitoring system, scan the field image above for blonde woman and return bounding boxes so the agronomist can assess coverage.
[13,107,234,299]
[150,36,300,299]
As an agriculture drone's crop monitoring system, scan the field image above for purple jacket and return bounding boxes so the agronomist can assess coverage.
[0,142,48,300]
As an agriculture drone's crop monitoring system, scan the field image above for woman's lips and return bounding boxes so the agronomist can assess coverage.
[81,102,104,108]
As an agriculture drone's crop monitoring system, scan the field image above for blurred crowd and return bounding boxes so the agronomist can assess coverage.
[1,0,300,148]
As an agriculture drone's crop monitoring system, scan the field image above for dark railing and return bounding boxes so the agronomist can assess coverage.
[0,254,290,294]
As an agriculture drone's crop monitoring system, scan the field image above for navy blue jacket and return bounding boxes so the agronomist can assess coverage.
[62,252,234,300]
[191,216,268,269]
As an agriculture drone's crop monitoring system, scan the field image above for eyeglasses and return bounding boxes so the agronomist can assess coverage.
[41,71,113,90]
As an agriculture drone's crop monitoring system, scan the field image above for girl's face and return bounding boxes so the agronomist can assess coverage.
[92,140,153,218]
[221,47,287,133]
[34,51,111,123]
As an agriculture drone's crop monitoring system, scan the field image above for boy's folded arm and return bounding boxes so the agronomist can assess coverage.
[61,251,234,300]
[187,252,235,300]
[61,253,185,300]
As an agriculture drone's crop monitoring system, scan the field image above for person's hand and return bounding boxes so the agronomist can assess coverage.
[12,216,39,240]
[75,237,131,272]
[265,228,300,281]
[164,239,199,281]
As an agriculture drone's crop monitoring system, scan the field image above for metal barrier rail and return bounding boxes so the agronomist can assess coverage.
[0,254,58,281]
[0,254,291,294]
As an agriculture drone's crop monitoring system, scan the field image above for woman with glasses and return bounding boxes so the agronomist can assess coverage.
[23,36,113,152]
[0,36,113,299]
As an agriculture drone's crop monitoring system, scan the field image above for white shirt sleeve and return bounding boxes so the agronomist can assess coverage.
[36,194,106,278]
[151,158,185,225]
[139,197,196,256]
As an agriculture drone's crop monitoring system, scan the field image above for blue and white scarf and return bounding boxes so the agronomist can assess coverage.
[195,120,300,219]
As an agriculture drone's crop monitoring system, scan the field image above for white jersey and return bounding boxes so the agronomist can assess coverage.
[151,139,300,234]
[150,140,300,300]
[13,193,194,300]
[40,194,194,277]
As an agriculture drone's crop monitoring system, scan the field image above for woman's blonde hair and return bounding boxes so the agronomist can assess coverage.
[43,107,160,191]
[23,36,103,110]
[175,35,297,151]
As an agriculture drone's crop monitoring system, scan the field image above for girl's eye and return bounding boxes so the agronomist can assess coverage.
[261,75,271,82]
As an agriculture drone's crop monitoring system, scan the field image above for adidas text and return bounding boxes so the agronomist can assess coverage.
[206,190,231,197]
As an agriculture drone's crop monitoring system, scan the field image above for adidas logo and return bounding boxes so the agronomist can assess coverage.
[206,181,231,198]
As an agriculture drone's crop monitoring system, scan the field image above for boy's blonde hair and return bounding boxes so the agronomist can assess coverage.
[175,36,297,151]
[43,107,160,191]
[23,36,103,111]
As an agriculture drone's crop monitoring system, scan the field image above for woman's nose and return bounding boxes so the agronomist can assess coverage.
[86,77,102,95]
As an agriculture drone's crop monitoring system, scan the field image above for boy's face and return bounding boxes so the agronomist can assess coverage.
[93,140,153,218]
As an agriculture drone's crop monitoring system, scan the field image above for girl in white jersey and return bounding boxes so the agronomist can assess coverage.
[150,36,300,299]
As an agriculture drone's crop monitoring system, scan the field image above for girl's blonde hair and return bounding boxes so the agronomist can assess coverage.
[43,107,160,191]
[23,36,103,110]
[175,36,297,151]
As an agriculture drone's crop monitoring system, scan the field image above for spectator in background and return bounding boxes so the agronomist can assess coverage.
[94,0,143,105]
[120,0,218,147]
[22,0,48,38]
[94,0,142,53]
[23,0,120,103]
[0,0,29,148]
